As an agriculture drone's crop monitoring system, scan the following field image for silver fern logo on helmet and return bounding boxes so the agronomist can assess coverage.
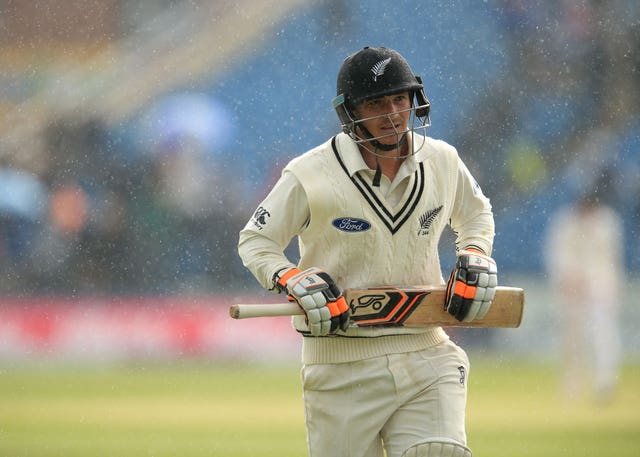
[371,57,391,81]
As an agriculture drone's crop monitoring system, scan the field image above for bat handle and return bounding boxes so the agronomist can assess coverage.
[229,302,304,319]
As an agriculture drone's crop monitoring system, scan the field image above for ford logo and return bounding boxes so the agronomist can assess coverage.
[332,217,371,233]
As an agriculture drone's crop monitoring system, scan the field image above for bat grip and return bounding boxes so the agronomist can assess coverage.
[229,302,304,319]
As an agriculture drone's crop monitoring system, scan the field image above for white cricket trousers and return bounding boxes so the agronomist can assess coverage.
[301,339,470,457]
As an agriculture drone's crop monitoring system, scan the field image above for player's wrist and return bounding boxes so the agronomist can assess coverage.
[272,267,301,293]
[460,246,487,256]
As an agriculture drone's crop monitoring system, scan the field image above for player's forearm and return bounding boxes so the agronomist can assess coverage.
[238,229,296,291]
[453,211,495,256]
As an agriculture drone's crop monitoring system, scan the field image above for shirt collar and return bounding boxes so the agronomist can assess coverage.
[335,133,369,176]
[335,132,423,177]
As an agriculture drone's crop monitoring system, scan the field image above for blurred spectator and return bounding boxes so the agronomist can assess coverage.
[0,165,48,289]
[130,92,247,293]
[544,187,624,405]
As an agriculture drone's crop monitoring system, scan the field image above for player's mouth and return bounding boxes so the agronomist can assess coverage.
[379,121,401,131]
[377,122,407,138]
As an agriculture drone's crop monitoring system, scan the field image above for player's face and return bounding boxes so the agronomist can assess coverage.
[354,92,412,146]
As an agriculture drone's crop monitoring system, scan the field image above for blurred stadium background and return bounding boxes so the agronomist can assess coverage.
[1,0,638,361]
[1,1,639,455]
[0,0,640,456]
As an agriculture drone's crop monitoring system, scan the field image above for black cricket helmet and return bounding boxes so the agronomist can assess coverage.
[333,46,431,145]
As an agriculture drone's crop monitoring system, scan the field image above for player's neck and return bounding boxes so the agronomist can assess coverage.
[359,145,405,182]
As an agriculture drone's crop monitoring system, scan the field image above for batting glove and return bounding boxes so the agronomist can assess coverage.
[276,267,350,336]
[445,248,498,322]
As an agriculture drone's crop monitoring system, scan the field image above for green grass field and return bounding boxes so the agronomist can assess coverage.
[1,359,638,457]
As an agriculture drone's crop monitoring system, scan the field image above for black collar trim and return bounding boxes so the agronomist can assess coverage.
[331,136,425,234]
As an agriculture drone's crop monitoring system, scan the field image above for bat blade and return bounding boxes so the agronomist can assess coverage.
[230,285,525,328]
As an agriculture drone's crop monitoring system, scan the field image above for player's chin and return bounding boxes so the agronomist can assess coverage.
[377,131,407,144]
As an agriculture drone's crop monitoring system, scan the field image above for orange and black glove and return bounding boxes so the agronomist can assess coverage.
[445,248,497,322]
[275,267,350,336]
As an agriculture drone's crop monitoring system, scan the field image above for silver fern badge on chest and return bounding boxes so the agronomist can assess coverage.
[418,205,443,236]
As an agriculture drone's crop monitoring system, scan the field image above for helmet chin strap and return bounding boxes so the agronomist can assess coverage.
[356,124,409,187]
[357,124,408,152]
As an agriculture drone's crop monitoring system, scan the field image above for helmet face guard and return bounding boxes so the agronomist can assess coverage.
[333,90,431,149]
[333,47,431,155]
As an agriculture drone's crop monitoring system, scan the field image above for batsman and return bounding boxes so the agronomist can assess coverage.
[238,46,497,457]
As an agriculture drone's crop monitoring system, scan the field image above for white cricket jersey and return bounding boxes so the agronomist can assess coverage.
[238,132,494,363]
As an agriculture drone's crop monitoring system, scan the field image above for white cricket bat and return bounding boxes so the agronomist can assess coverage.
[230,285,525,328]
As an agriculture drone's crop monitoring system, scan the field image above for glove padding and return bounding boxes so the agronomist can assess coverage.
[445,249,498,322]
[277,267,350,336]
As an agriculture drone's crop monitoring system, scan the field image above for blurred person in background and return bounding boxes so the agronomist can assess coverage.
[0,164,48,290]
[545,186,624,405]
